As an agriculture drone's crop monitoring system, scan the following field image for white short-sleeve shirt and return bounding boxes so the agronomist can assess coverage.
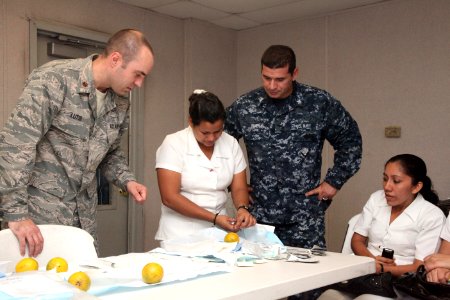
[441,216,450,242]
[154,127,247,241]
[353,190,445,265]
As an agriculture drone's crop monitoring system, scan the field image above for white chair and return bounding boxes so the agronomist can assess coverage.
[341,213,361,254]
[0,224,98,273]
[318,213,366,300]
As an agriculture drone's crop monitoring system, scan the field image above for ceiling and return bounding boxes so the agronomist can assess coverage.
[116,0,390,30]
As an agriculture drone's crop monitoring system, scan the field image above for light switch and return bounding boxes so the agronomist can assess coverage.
[385,126,401,138]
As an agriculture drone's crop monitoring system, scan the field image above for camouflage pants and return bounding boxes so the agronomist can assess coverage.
[267,222,326,300]
[271,222,326,249]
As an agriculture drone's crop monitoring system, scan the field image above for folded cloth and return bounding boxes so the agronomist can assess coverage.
[160,224,284,256]
[239,224,284,245]
[160,228,238,255]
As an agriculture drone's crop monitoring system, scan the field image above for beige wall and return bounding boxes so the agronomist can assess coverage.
[0,0,236,251]
[144,19,237,250]
[1,0,449,253]
[236,0,450,251]
[184,19,237,108]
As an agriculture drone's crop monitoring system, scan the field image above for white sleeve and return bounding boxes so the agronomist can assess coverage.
[353,191,380,237]
[415,207,446,261]
[155,135,183,173]
[441,217,450,242]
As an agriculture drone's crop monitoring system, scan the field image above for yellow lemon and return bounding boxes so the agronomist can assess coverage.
[142,262,164,284]
[224,232,240,243]
[68,271,91,291]
[15,257,39,273]
[46,257,68,273]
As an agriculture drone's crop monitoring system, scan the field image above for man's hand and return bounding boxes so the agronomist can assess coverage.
[305,181,337,201]
[8,219,44,257]
[126,181,147,203]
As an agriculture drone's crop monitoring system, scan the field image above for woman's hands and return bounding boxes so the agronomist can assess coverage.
[424,253,450,271]
[235,208,256,229]
[214,209,256,232]
[424,252,450,283]
[374,255,397,273]
[426,267,450,284]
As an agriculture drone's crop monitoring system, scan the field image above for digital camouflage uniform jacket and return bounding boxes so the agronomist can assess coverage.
[0,55,135,240]
[225,81,362,246]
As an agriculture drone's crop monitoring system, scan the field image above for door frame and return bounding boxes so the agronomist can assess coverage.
[29,19,145,253]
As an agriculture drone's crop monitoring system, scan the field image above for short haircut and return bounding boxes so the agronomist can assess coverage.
[104,29,154,65]
[261,45,296,74]
[188,91,226,126]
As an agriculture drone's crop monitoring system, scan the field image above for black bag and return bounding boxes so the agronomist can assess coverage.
[394,265,450,300]
[330,272,397,298]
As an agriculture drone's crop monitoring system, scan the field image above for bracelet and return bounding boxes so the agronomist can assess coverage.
[213,213,219,226]
[379,263,384,273]
[237,205,249,211]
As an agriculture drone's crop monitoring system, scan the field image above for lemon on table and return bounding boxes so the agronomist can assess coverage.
[68,271,91,291]
[15,257,39,273]
[142,262,164,284]
[46,257,68,273]
[224,232,240,243]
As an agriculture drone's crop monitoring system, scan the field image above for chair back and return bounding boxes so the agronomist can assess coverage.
[0,224,97,273]
[341,213,361,254]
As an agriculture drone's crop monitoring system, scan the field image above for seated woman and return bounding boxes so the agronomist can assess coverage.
[424,216,450,284]
[319,154,446,300]
[154,89,256,243]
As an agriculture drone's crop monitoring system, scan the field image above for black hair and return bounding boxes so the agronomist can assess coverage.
[386,154,439,204]
[261,45,296,74]
[188,91,226,126]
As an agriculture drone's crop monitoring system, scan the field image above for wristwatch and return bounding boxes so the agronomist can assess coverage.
[237,205,249,211]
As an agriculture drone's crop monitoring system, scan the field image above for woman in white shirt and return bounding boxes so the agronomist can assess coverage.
[319,154,445,300]
[352,154,445,278]
[155,90,256,242]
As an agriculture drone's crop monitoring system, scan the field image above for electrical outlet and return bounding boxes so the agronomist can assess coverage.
[385,126,401,138]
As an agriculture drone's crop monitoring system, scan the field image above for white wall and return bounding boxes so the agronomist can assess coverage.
[236,0,450,251]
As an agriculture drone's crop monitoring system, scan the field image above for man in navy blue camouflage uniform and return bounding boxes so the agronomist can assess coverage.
[225,45,362,299]
[225,44,362,250]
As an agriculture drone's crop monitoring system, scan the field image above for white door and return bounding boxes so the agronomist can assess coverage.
[36,30,129,257]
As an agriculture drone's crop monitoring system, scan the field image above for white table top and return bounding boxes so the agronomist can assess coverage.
[100,251,375,300]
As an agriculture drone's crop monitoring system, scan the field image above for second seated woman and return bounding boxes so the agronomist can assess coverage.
[352,154,445,278]
[319,153,446,300]
[155,90,256,243]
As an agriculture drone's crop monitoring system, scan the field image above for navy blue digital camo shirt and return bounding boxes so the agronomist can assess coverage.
[225,81,362,246]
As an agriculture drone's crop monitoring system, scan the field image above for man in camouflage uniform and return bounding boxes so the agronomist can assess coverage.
[225,45,362,250]
[0,29,154,257]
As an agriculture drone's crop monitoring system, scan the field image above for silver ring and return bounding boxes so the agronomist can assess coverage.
[322,197,328,201]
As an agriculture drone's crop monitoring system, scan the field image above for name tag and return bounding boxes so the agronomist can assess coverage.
[69,112,82,121]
